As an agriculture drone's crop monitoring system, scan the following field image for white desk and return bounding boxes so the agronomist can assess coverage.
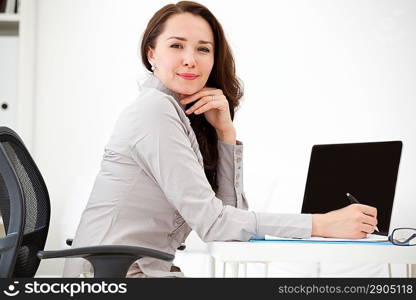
[207,241,416,278]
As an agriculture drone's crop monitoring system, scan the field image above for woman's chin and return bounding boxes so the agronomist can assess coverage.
[174,87,200,97]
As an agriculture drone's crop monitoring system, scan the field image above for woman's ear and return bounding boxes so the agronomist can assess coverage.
[147,47,155,65]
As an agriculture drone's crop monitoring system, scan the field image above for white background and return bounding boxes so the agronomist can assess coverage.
[9,0,416,277]
[0,36,18,128]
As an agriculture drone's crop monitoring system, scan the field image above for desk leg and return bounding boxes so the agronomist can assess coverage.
[230,262,239,278]
[316,262,321,278]
[264,263,269,278]
[242,263,247,278]
[209,256,216,278]
[388,264,392,278]
[412,264,416,278]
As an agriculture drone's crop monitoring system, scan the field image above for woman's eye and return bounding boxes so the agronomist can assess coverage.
[170,44,210,53]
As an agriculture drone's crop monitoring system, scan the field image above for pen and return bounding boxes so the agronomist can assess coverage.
[346,192,379,232]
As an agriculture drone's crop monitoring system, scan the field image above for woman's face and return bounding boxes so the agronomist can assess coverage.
[147,13,215,97]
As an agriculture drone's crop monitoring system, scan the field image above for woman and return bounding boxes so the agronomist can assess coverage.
[63,1,378,278]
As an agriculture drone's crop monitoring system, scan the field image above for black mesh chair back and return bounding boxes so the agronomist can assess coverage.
[0,127,174,278]
[0,127,50,277]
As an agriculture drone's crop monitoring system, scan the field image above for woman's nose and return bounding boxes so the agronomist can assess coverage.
[182,51,196,68]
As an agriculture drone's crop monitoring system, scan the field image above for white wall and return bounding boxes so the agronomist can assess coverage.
[0,36,18,128]
[32,0,416,277]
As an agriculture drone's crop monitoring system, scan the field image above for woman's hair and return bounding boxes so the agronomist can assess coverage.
[140,1,244,192]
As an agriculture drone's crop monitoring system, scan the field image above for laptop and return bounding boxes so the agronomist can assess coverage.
[301,141,402,236]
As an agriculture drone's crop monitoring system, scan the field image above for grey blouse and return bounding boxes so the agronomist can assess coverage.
[62,74,312,278]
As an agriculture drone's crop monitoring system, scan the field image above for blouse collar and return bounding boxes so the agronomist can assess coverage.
[139,73,186,111]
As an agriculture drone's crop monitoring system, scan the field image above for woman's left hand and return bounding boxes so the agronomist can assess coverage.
[180,87,234,133]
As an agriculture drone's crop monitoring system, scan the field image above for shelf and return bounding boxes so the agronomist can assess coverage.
[0,13,19,22]
[0,13,19,35]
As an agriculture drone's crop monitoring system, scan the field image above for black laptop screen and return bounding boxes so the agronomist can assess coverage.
[301,141,402,235]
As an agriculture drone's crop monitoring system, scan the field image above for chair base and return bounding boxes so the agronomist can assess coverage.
[85,255,139,278]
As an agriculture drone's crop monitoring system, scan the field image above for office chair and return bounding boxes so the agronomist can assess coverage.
[0,126,174,278]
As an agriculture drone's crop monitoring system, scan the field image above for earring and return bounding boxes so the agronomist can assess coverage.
[149,61,156,72]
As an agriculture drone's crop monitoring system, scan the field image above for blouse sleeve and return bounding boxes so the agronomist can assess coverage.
[129,96,312,241]
[216,140,248,210]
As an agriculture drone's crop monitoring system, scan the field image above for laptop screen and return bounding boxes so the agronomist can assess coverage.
[301,141,402,236]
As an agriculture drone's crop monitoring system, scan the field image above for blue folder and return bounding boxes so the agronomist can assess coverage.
[249,239,393,245]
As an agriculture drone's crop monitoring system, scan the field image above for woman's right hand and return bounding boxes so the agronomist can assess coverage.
[312,204,378,239]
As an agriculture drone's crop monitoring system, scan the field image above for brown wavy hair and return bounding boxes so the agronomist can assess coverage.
[140,1,244,192]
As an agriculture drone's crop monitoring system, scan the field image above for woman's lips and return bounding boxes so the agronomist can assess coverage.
[177,73,200,80]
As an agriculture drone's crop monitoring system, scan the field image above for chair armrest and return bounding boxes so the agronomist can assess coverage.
[65,238,184,250]
[37,245,174,262]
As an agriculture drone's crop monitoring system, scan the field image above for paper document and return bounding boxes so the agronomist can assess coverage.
[265,233,389,242]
